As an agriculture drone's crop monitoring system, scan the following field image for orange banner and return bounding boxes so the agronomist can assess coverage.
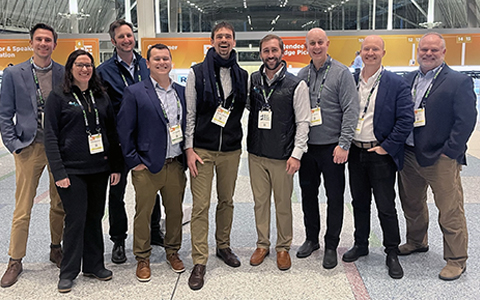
[0,38,99,69]
[142,37,211,69]
[142,33,480,70]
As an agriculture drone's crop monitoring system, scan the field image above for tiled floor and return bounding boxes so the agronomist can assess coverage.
[0,125,479,300]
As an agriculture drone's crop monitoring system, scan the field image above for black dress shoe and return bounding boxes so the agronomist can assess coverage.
[342,245,369,262]
[58,278,73,293]
[386,253,404,279]
[151,230,165,247]
[83,268,113,281]
[296,240,320,258]
[322,249,338,269]
[188,264,206,290]
[216,248,241,268]
[111,241,127,264]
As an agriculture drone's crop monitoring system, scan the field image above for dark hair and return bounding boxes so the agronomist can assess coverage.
[147,43,172,60]
[259,34,284,52]
[30,23,58,43]
[211,21,235,40]
[108,19,134,40]
[63,49,104,95]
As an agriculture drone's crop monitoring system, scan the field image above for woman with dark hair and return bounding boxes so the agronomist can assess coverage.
[44,49,122,293]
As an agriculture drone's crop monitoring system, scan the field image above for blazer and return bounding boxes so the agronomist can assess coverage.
[404,65,477,167]
[355,70,414,170]
[0,59,64,153]
[117,79,187,174]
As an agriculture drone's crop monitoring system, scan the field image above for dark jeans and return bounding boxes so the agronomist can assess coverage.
[299,143,346,250]
[108,164,162,243]
[57,172,109,280]
[348,145,400,253]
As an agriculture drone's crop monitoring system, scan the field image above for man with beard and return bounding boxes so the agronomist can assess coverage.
[185,21,248,290]
[398,32,476,281]
[248,34,310,271]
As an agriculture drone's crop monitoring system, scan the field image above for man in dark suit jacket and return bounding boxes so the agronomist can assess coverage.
[116,44,187,283]
[341,35,414,280]
[398,32,477,281]
[0,23,65,288]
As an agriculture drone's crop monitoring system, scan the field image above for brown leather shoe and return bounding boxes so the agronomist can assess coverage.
[136,258,151,282]
[1,259,23,288]
[50,245,63,268]
[276,251,291,271]
[166,253,185,273]
[250,248,269,266]
[188,264,206,291]
[216,247,241,268]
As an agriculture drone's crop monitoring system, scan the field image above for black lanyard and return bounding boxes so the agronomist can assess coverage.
[307,57,332,108]
[412,63,444,108]
[358,69,384,120]
[72,90,100,135]
[214,77,235,111]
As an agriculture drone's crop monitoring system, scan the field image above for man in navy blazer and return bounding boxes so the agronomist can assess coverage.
[116,44,187,282]
[0,23,65,288]
[341,35,414,280]
[398,32,477,281]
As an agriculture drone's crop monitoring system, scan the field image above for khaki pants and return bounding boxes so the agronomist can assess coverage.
[132,160,186,259]
[9,142,64,259]
[248,153,293,252]
[190,148,241,265]
[399,149,468,267]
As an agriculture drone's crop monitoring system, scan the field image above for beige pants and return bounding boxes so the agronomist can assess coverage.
[248,153,293,252]
[132,160,186,259]
[9,142,64,259]
[190,148,241,265]
[399,150,468,267]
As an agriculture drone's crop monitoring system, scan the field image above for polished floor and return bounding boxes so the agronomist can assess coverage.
[0,117,479,299]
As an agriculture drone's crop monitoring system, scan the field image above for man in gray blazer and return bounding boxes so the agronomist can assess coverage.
[0,23,65,288]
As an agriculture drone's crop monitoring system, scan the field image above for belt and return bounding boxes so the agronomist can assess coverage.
[164,155,181,165]
[352,140,379,149]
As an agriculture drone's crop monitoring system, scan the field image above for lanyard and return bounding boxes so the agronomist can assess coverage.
[215,79,235,110]
[72,90,101,135]
[157,89,181,126]
[358,69,384,120]
[260,74,282,109]
[30,58,47,107]
[117,61,142,87]
[307,57,332,107]
[412,63,444,108]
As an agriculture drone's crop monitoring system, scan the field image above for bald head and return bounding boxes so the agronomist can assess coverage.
[360,35,385,71]
[362,35,384,50]
[305,28,330,68]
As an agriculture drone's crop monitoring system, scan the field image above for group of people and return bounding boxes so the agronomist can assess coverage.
[0,19,475,294]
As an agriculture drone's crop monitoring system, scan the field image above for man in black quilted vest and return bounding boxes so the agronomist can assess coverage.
[184,21,248,291]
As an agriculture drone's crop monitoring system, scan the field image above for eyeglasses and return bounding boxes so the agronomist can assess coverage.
[74,63,94,69]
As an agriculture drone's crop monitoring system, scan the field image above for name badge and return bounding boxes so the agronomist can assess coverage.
[355,117,365,134]
[89,133,104,154]
[169,124,183,145]
[258,110,272,129]
[211,106,230,127]
[310,107,322,127]
[414,108,426,127]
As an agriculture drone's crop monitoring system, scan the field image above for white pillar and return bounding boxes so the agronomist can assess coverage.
[138,0,156,42]
[387,0,393,30]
